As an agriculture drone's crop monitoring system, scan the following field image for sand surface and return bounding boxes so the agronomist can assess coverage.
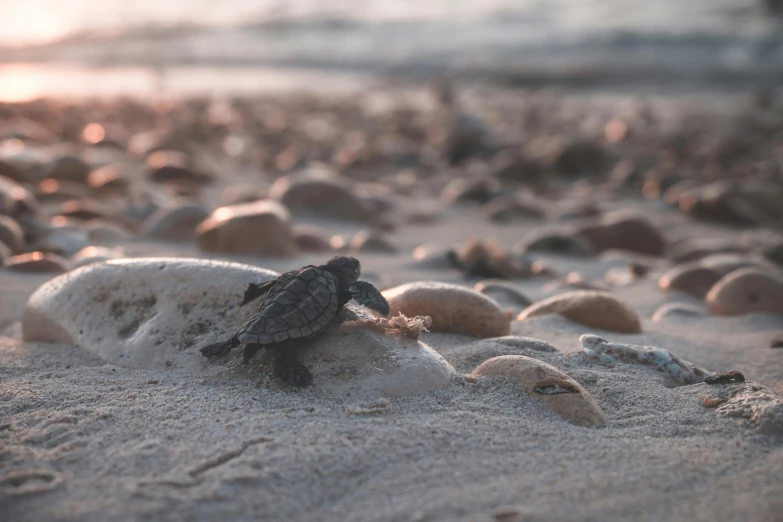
[2,203,783,522]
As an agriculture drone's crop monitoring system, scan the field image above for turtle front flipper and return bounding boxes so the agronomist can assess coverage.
[240,279,277,309]
[201,336,241,358]
[347,281,390,317]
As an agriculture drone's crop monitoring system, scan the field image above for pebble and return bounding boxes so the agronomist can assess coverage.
[658,263,724,299]
[0,159,27,184]
[87,165,129,194]
[71,246,125,268]
[35,225,89,257]
[46,155,90,184]
[350,230,398,253]
[269,170,373,223]
[472,355,606,427]
[575,211,666,257]
[140,203,209,241]
[715,383,783,436]
[85,221,133,243]
[516,229,596,258]
[148,152,211,184]
[762,241,783,267]
[36,178,93,202]
[706,268,783,317]
[0,215,25,253]
[292,225,333,253]
[449,239,532,279]
[604,262,650,286]
[474,280,533,311]
[482,192,546,222]
[552,140,608,177]
[382,281,511,338]
[441,177,502,205]
[4,252,71,273]
[579,334,710,386]
[518,290,641,333]
[651,303,707,322]
[196,200,298,256]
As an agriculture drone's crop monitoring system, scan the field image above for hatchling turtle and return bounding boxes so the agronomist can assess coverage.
[200,256,389,387]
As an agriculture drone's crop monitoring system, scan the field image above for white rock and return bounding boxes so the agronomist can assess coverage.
[22,258,455,398]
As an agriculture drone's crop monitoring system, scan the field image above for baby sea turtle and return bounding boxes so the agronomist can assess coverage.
[200,256,389,387]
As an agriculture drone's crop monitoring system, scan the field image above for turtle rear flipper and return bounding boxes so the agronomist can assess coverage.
[347,281,390,317]
[201,336,240,358]
[240,279,277,309]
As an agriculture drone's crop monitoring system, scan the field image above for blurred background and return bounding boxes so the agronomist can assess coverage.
[2,0,782,101]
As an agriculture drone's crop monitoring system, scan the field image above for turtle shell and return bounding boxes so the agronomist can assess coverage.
[236,265,339,345]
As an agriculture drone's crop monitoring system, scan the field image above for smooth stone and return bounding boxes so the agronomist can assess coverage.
[706,268,783,317]
[36,178,93,202]
[71,246,125,268]
[518,290,641,333]
[0,215,25,253]
[46,156,90,184]
[651,303,707,322]
[552,140,608,178]
[22,258,455,397]
[5,252,70,273]
[35,225,89,257]
[516,229,595,258]
[268,171,373,223]
[482,193,546,223]
[474,280,533,310]
[350,230,398,253]
[668,239,751,264]
[441,177,502,205]
[658,264,724,299]
[196,200,298,256]
[292,225,333,253]
[140,203,209,241]
[472,355,606,427]
[85,221,133,243]
[148,152,211,184]
[382,282,511,338]
[22,258,279,367]
[575,212,666,257]
[88,165,129,194]
[0,176,41,220]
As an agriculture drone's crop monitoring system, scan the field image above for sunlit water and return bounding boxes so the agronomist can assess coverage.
[1,0,781,101]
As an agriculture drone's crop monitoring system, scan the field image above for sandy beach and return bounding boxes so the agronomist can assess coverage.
[1,79,783,522]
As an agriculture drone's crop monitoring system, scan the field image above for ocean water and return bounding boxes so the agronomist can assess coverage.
[1,0,782,100]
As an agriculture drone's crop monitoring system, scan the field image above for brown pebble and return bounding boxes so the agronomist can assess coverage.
[659,264,724,299]
[576,212,666,257]
[770,336,783,349]
[140,203,209,241]
[651,303,706,322]
[706,268,783,317]
[699,394,723,408]
[4,252,70,273]
[518,290,641,333]
[474,280,533,310]
[350,230,397,253]
[450,239,531,279]
[269,171,373,223]
[292,225,333,253]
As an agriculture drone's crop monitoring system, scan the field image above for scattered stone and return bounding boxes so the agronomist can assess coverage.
[36,178,93,202]
[383,281,511,338]
[449,239,531,279]
[575,212,666,257]
[579,334,710,386]
[196,200,298,256]
[410,244,454,270]
[441,177,502,206]
[269,171,373,223]
[4,252,70,273]
[771,336,783,349]
[604,262,651,286]
[552,140,608,178]
[668,239,751,264]
[651,303,706,322]
[519,291,641,333]
[516,229,595,258]
[715,383,783,436]
[474,280,533,310]
[350,230,397,253]
[292,225,333,253]
[140,203,209,241]
[704,370,745,385]
[472,355,606,427]
[88,165,129,194]
[71,246,125,268]
[706,268,783,317]
[678,183,759,226]
[46,155,90,184]
[148,151,211,184]
[0,215,25,253]
[35,225,89,257]
[85,221,132,243]
[482,192,547,222]
[658,264,724,299]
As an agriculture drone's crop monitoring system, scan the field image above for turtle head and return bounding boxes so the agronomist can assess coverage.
[324,256,361,285]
